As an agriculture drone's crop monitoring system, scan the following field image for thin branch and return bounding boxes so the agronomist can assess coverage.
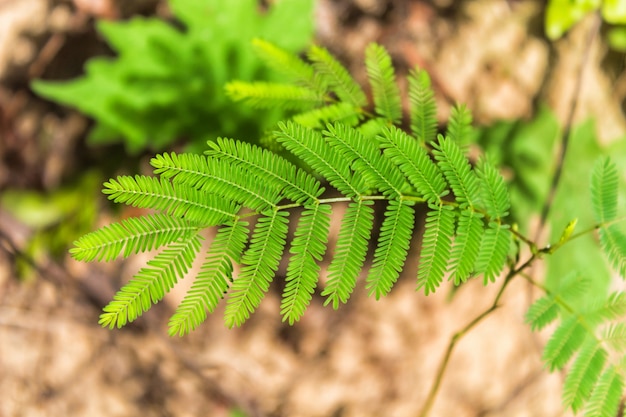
[534,13,601,242]
[418,254,537,417]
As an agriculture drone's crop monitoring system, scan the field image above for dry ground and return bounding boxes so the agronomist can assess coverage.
[1,1,626,416]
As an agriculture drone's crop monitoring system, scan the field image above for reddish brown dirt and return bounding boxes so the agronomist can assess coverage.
[1,1,625,416]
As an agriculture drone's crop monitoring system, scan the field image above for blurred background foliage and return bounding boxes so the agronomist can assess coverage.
[31,0,315,154]
[546,0,626,50]
[478,107,626,303]
[3,0,315,277]
[3,0,625,303]
[2,0,626,414]
[1,171,99,279]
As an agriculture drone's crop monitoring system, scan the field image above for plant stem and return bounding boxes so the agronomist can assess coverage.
[418,255,536,417]
[534,12,601,242]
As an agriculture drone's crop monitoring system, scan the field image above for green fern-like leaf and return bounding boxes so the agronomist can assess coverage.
[74,43,526,335]
[525,295,560,331]
[474,223,511,284]
[366,200,415,299]
[408,68,437,143]
[542,315,588,371]
[563,339,608,412]
[591,157,619,224]
[602,322,626,351]
[281,204,331,324]
[308,45,367,108]
[152,152,282,212]
[365,43,402,124]
[558,272,592,300]
[103,175,240,225]
[70,213,200,262]
[584,365,623,417]
[599,226,626,278]
[449,209,484,284]
[586,292,626,323]
[168,221,249,336]
[433,135,480,209]
[99,234,202,329]
[251,38,320,92]
[322,200,375,308]
[205,137,323,205]
[323,123,405,197]
[225,81,323,110]
[417,204,455,295]
[476,159,510,221]
[445,104,473,148]
[378,125,448,204]
[276,121,367,198]
[225,210,289,327]
[292,102,362,129]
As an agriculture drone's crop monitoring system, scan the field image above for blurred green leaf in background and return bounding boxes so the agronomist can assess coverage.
[31,0,315,154]
[478,107,626,306]
[1,172,100,279]
[545,0,626,50]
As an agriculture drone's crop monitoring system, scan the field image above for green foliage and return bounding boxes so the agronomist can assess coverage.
[72,43,516,332]
[526,288,626,416]
[31,0,314,153]
[476,105,558,227]
[0,172,99,278]
[364,43,402,124]
[71,41,626,416]
[477,109,626,301]
[545,0,626,50]
[591,157,626,278]
[522,160,626,416]
[408,68,438,143]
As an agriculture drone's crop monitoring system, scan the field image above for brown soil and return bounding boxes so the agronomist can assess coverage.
[1,1,625,416]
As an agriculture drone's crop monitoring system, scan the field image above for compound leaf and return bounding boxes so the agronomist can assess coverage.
[103,175,239,225]
[225,81,323,110]
[99,234,202,329]
[474,223,511,284]
[365,43,402,124]
[205,137,323,205]
[591,157,619,224]
[281,204,331,324]
[378,125,448,204]
[408,68,437,143]
[476,158,510,221]
[449,209,484,284]
[366,200,415,299]
[323,200,375,308]
[168,221,249,336]
[599,226,626,279]
[542,316,587,371]
[525,295,560,331]
[584,365,623,417]
[433,135,480,209]
[324,123,405,197]
[417,204,455,295]
[70,213,200,262]
[308,45,367,108]
[225,210,289,327]
[563,339,607,413]
[446,104,473,148]
[276,121,367,198]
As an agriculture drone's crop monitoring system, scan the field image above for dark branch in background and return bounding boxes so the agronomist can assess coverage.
[418,253,538,417]
[0,225,113,309]
[418,13,605,416]
[534,12,601,242]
